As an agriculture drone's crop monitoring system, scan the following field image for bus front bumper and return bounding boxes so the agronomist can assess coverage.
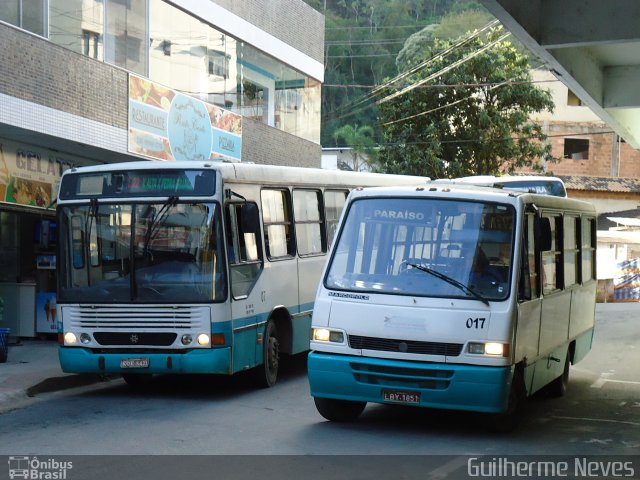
[59,346,232,375]
[308,352,513,414]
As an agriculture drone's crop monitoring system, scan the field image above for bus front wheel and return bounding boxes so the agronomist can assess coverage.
[314,397,366,422]
[487,371,526,433]
[122,373,153,389]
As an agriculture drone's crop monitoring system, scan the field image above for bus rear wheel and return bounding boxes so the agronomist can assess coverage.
[314,397,366,422]
[254,320,279,388]
[547,351,570,398]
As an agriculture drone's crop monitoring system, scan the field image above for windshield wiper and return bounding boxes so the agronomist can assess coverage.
[143,195,179,254]
[404,261,490,306]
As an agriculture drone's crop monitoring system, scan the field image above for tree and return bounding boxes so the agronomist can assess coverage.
[333,124,377,171]
[306,0,469,146]
[376,26,557,178]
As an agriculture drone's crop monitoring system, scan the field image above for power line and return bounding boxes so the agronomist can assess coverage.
[326,53,401,58]
[378,31,511,104]
[324,78,559,89]
[326,24,438,30]
[330,20,501,118]
[330,130,616,149]
[325,38,409,45]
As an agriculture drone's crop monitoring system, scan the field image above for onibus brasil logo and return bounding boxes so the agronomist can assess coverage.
[8,456,72,479]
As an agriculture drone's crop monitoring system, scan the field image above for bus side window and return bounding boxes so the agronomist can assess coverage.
[226,202,263,299]
[541,215,562,294]
[581,217,596,282]
[324,189,348,249]
[261,188,295,259]
[293,189,326,256]
[519,214,539,301]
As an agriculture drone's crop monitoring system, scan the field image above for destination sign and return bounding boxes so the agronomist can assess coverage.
[58,169,216,199]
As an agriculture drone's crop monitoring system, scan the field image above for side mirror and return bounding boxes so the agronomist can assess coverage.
[535,216,552,252]
[240,203,259,234]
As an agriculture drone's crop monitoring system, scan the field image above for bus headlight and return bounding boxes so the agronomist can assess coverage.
[197,334,211,346]
[80,333,92,345]
[64,332,78,345]
[181,334,193,345]
[468,342,509,356]
[312,328,344,343]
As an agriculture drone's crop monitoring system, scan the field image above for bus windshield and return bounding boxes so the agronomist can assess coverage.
[58,201,226,303]
[325,197,515,301]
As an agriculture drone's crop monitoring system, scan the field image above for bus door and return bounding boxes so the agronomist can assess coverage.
[293,189,325,353]
[515,212,543,393]
[226,201,264,373]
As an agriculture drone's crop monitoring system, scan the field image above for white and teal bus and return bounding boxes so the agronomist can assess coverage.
[56,161,426,386]
[308,183,596,429]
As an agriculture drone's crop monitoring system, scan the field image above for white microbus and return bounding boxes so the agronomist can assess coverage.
[308,183,596,429]
[56,161,426,387]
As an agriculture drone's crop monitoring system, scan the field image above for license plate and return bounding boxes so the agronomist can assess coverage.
[383,389,420,404]
[120,358,149,369]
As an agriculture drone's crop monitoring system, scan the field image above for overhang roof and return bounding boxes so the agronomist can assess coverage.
[559,175,640,193]
[481,0,640,150]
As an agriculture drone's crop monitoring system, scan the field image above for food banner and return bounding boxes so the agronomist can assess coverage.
[0,139,88,209]
[128,74,242,162]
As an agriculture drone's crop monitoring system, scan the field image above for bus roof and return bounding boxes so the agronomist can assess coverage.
[60,161,429,190]
[347,182,594,213]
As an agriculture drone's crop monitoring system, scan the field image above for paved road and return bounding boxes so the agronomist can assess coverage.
[0,304,638,461]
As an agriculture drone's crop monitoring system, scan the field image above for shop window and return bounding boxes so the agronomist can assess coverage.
[564,138,589,160]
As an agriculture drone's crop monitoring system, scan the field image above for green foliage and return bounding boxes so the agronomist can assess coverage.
[333,124,377,171]
[307,0,471,145]
[376,27,557,177]
[433,9,495,42]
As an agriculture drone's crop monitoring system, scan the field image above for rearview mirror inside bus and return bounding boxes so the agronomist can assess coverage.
[241,203,260,234]
[535,216,552,252]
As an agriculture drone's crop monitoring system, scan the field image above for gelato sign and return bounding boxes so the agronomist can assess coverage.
[0,140,87,209]
[128,74,242,162]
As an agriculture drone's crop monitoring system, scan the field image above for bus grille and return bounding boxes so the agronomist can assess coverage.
[350,362,453,390]
[65,305,209,331]
[348,335,463,356]
[94,332,177,346]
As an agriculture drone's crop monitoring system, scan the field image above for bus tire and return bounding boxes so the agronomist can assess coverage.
[254,319,279,388]
[547,351,570,398]
[487,370,526,433]
[122,373,153,389]
[314,397,366,422]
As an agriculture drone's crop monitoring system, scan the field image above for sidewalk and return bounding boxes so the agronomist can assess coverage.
[0,338,110,412]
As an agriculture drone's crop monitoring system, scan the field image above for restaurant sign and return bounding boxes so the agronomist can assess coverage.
[128,74,242,162]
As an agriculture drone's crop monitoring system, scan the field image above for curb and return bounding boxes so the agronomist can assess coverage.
[26,374,115,397]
